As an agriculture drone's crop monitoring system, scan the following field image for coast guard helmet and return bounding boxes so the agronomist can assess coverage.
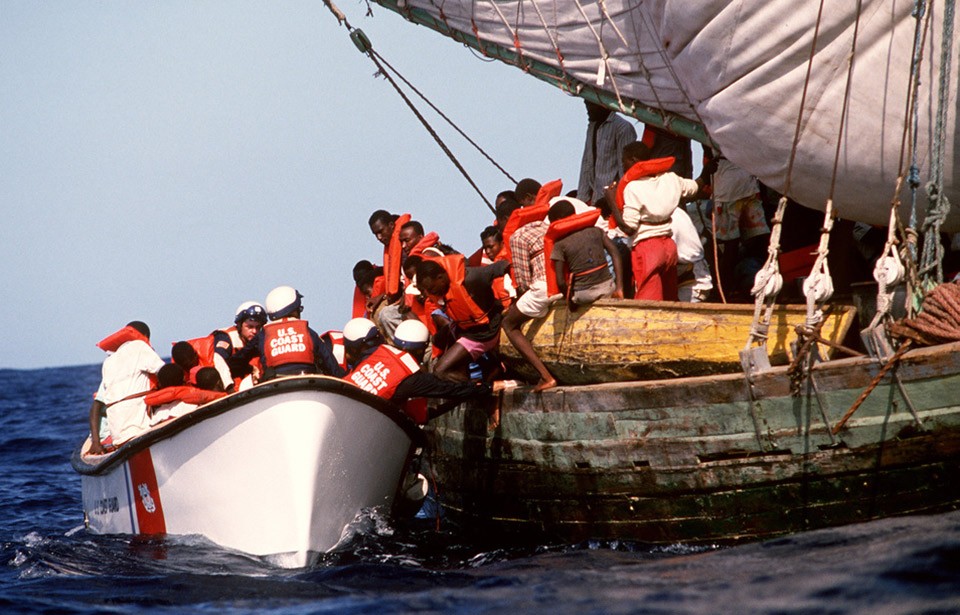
[343,318,381,348]
[234,301,267,325]
[393,320,430,352]
[265,286,303,320]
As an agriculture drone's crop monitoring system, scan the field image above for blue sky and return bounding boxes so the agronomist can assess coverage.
[1,1,606,369]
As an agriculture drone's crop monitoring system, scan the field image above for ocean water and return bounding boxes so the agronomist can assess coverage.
[1,365,958,614]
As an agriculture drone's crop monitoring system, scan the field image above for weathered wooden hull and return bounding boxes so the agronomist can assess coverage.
[429,341,960,544]
[499,300,859,384]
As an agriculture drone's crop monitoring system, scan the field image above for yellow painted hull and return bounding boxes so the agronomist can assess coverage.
[499,300,858,384]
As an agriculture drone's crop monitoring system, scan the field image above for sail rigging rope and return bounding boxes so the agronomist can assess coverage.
[918,0,956,291]
[370,51,518,185]
[745,0,829,353]
[322,0,518,214]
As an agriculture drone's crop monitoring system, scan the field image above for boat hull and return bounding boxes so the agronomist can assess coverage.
[74,376,423,567]
[430,342,960,544]
[499,300,858,384]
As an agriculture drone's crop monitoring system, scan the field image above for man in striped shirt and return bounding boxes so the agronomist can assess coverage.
[577,101,638,205]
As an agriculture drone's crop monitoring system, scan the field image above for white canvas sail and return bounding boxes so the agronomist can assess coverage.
[373,0,958,230]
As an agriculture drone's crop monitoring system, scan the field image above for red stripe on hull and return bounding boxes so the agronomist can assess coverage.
[128,449,167,535]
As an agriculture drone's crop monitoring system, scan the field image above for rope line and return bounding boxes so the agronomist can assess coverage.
[919,0,956,290]
[371,52,518,185]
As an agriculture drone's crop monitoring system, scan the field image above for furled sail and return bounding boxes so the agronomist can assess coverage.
[372,0,959,231]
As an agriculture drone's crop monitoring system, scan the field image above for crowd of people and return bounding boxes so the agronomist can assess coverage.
[90,101,928,454]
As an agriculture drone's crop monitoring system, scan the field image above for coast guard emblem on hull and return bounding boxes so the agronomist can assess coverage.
[137,483,157,513]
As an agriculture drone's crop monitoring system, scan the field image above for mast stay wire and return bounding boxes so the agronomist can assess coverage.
[322,0,515,214]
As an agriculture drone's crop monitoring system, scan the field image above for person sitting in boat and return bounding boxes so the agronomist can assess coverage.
[480,225,516,308]
[170,340,233,393]
[212,301,267,384]
[547,199,624,309]
[368,210,415,341]
[255,285,345,381]
[87,321,165,455]
[499,196,562,392]
[577,101,638,205]
[398,219,457,262]
[415,254,510,382]
[342,318,492,424]
[148,365,227,425]
[513,178,541,207]
[606,141,709,301]
[352,259,385,319]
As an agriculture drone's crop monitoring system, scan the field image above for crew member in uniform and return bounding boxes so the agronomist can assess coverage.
[213,301,267,381]
[342,318,491,424]
[256,285,345,381]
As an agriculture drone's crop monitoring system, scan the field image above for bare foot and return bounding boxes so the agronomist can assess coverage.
[533,378,557,392]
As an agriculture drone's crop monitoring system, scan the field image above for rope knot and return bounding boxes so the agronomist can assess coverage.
[908,164,921,190]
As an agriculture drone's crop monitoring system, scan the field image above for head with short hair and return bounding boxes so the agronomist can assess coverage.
[357,269,380,297]
[368,210,399,246]
[495,190,516,207]
[585,100,611,123]
[157,363,185,389]
[127,321,150,339]
[514,178,542,206]
[495,197,521,227]
[195,367,224,392]
[548,200,577,222]
[403,255,423,281]
[171,342,199,370]
[415,259,450,299]
[622,141,653,172]
[480,226,504,261]
[398,220,425,253]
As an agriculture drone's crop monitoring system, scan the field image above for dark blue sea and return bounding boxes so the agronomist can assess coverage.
[2,365,959,614]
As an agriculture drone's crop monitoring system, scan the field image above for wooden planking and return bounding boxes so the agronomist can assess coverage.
[499,301,858,384]
[427,341,960,543]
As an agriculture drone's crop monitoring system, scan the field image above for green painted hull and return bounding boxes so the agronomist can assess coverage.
[428,341,960,544]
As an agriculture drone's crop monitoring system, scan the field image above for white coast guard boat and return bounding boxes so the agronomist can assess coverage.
[72,375,424,568]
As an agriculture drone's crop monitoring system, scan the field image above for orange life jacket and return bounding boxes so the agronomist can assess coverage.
[321,330,347,371]
[501,179,562,262]
[186,336,217,368]
[408,231,439,258]
[144,386,226,408]
[352,286,367,318]
[544,209,604,295]
[433,253,491,331]
[97,326,150,352]
[262,319,315,369]
[344,344,420,400]
[613,157,676,214]
[383,213,412,296]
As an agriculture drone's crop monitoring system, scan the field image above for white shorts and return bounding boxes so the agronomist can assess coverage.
[515,280,561,318]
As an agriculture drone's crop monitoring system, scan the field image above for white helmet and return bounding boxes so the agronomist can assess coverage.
[265,286,303,320]
[343,317,380,347]
[394,320,430,351]
[234,301,267,325]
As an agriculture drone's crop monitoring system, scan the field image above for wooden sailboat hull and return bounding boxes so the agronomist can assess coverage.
[429,341,960,544]
[499,300,858,384]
